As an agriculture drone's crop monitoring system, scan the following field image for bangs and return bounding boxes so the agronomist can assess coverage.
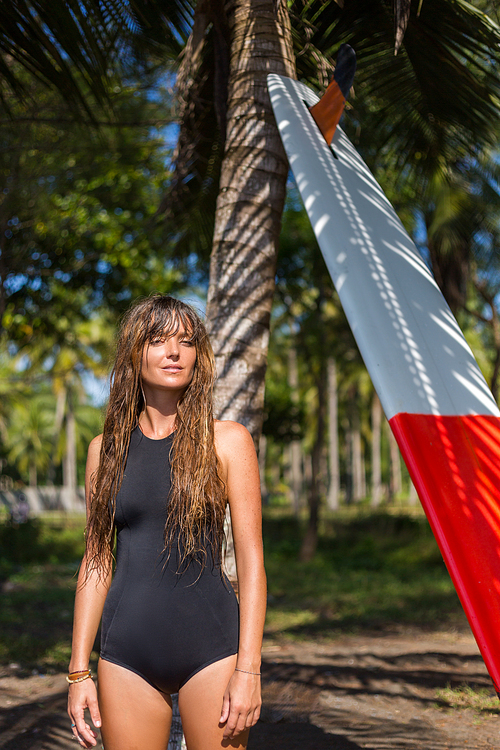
[140,298,204,347]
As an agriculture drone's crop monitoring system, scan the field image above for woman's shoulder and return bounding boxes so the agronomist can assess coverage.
[87,434,103,460]
[214,420,255,455]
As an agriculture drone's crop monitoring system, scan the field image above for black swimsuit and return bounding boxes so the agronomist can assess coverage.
[100,427,239,694]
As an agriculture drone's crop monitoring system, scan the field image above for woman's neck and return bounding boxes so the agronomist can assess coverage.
[139,400,178,440]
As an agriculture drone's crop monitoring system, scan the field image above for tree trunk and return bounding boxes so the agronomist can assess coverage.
[47,387,66,486]
[326,357,340,511]
[351,396,365,502]
[344,421,352,505]
[288,345,303,514]
[408,478,419,506]
[386,422,402,500]
[371,392,383,507]
[206,2,295,584]
[29,461,37,487]
[300,361,327,562]
[206,0,295,440]
[63,393,77,492]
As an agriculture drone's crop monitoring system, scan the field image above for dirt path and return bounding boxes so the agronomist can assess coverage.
[1,631,498,749]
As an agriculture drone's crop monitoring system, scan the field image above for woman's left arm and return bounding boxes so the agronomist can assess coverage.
[216,421,266,740]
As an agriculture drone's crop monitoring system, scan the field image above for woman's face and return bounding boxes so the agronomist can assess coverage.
[141,323,197,396]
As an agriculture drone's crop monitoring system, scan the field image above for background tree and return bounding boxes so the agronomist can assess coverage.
[2,0,500,445]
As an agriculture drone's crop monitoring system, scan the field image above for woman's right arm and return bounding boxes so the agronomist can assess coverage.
[67,435,112,749]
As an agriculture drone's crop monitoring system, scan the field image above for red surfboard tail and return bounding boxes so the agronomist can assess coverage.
[390,413,500,695]
[309,44,356,145]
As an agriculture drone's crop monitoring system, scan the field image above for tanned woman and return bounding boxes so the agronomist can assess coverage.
[67,295,266,750]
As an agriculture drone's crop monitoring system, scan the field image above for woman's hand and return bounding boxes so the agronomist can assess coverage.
[219,669,261,740]
[67,678,102,748]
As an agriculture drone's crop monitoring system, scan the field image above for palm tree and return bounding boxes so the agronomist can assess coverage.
[20,312,113,489]
[1,0,500,442]
[7,393,54,485]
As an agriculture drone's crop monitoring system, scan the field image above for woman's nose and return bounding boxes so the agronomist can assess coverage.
[165,338,179,357]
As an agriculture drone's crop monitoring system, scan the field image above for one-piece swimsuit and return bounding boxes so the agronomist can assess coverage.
[100,426,239,693]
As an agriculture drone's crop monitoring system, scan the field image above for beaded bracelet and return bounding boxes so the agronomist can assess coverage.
[235,667,261,676]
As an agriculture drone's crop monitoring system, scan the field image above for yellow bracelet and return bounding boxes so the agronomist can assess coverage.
[66,671,92,684]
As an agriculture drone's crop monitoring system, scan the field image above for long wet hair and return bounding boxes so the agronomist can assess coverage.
[85,294,227,578]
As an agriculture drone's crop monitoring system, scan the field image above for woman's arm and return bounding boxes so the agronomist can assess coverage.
[215,421,266,740]
[67,435,112,749]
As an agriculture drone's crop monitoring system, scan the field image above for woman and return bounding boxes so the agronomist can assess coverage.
[67,295,266,750]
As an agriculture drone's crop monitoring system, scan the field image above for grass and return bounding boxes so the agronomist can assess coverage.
[0,509,466,670]
[263,509,465,639]
[436,684,500,715]
[0,516,85,671]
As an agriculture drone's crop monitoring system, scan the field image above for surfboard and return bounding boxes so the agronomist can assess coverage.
[267,72,500,695]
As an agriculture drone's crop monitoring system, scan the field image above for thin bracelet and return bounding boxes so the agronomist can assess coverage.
[235,667,261,676]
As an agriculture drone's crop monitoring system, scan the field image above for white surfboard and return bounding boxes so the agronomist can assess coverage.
[268,72,500,695]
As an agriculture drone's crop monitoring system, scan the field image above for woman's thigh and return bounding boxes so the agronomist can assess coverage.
[97,659,172,750]
[178,655,249,750]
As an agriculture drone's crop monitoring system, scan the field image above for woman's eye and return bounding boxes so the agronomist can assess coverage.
[150,337,165,345]
[181,339,194,346]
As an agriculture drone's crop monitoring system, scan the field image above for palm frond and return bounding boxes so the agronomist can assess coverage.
[291,0,500,177]
[156,0,229,259]
[0,0,190,117]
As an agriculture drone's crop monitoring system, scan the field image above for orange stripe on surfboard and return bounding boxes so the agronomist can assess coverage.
[390,413,500,694]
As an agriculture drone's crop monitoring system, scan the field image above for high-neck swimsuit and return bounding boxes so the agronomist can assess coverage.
[100,427,239,694]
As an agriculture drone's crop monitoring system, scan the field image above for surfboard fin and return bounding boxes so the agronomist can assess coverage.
[309,44,356,146]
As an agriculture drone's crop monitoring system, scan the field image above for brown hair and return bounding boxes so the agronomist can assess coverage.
[84,294,227,578]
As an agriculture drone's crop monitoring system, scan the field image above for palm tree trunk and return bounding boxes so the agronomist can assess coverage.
[351,395,365,502]
[288,345,303,514]
[344,422,353,505]
[300,361,327,562]
[408,478,418,506]
[48,387,66,486]
[206,1,295,585]
[371,392,383,507]
[206,0,295,439]
[63,393,77,494]
[386,422,402,500]
[326,357,340,511]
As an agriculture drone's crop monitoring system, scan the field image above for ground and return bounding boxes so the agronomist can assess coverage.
[1,629,498,750]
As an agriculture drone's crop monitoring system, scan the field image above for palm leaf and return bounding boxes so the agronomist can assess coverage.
[0,0,189,117]
[155,0,229,260]
[291,0,500,177]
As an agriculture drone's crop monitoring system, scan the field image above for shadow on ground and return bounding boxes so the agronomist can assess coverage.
[0,634,497,750]
[249,721,361,749]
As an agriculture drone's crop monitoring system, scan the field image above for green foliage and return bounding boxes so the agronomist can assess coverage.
[6,394,54,485]
[264,510,464,637]
[0,518,85,668]
[0,1,184,119]
[0,517,85,571]
[0,511,463,668]
[0,563,79,668]
[0,64,186,485]
[1,66,182,345]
